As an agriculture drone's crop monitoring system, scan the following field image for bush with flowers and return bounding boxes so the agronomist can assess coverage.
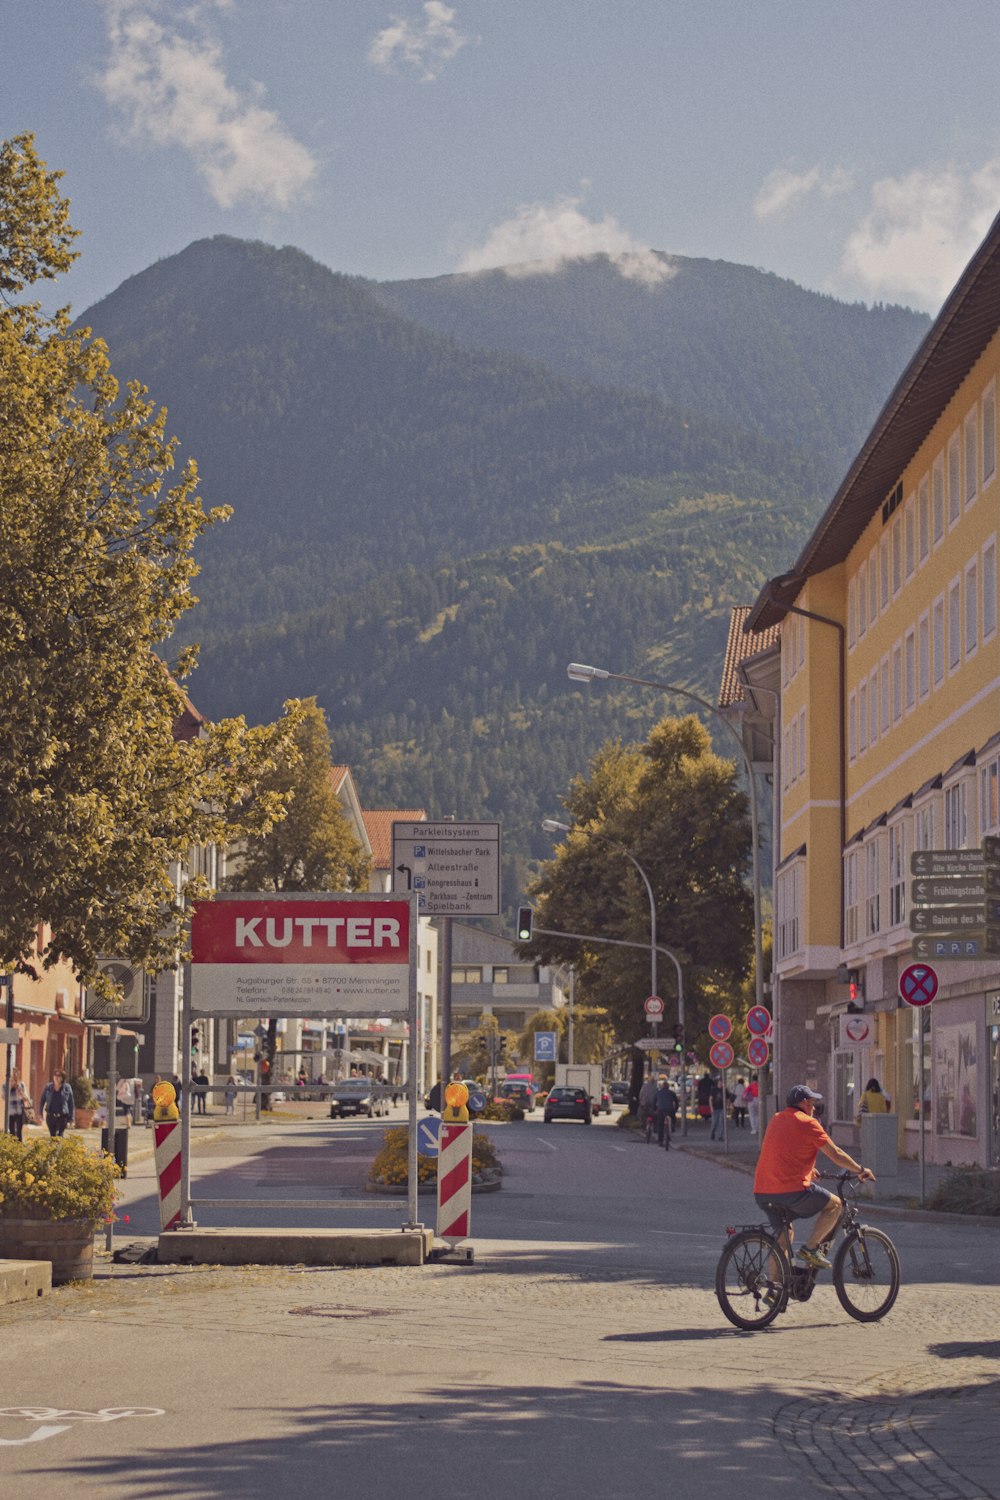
[368,1125,501,1188]
[0,1133,122,1226]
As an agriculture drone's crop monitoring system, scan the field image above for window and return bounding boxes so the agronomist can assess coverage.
[944,782,968,849]
[797,614,805,670]
[892,643,903,722]
[798,710,806,780]
[865,838,881,936]
[965,407,978,505]
[888,821,907,927]
[844,848,860,946]
[880,533,890,610]
[891,515,902,594]
[904,1008,931,1124]
[848,577,857,648]
[904,629,915,711]
[948,431,961,525]
[782,627,791,687]
[834,1050,856,1124]
[776,863,801,960]
[857,560,867,636]
[869,669,878,745]
[918,477,930,563]
[880,655,890,734]
[914,799,935,851]
[868,546,878,622]
[984,539,997,639]
[451,967,483,984]
[918,612,929,698]
[965,559,978,657]
[983,382,996,487]
[904,496,915,577]
[981,752,1000,836]
[492,968,509,984]
[932,596,945,685]
[948,578,962,670]
[848,692,857,761]
[932,455,945,543]
[858,682,868,752]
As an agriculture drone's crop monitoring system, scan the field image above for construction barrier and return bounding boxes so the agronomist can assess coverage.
[436,1121,473,1245]
[153,1121,182,1230]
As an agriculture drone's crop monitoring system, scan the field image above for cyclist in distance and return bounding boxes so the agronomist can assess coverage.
[753,1085,875,1268]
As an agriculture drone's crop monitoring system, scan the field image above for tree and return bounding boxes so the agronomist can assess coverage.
[225,698,371,894]
[0,134,302,996]
[527,715,754,1047]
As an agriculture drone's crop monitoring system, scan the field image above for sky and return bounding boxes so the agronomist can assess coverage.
[5,0,1000,318]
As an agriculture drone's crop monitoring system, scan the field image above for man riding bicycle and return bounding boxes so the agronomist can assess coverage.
[753,1085,875,1268]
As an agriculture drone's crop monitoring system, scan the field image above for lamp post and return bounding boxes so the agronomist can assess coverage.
[566,662,765,1012]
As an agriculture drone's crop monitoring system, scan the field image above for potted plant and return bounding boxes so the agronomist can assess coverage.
[71,1074,96,1129]
[0,1133,122,1283]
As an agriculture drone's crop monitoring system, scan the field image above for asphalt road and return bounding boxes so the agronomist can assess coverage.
[2,1110,999,1499]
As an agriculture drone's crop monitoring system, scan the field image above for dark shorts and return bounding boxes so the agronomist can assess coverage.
[754,1186,834,1235]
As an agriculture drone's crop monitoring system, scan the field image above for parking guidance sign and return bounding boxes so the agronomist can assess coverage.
[189,892,413,1016]
[392,820,501,916]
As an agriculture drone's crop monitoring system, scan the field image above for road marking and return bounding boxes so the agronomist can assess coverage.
[607,1145,626,1152]
[649,1229,723,1242]
[0,1407,165,1448]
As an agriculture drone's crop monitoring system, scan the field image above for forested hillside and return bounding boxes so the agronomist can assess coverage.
[77,235,922,914]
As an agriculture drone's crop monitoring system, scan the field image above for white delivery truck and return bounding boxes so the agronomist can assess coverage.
[553,1063,607,1113]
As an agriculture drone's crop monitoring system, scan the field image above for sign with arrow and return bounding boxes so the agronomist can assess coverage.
[391,821,501,916]
[910,902,1000,933]
[912,933,1000,962]
[910,872,1000,905]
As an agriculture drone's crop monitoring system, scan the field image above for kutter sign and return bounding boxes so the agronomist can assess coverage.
[189,894,413,1017]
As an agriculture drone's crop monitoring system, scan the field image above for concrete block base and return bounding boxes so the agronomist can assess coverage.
[157,1226,434,1267]
[0,1258,52,1304]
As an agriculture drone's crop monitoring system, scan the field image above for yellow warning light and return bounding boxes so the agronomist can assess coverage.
[442,1081,470,1123]
[152,1081,179,1121]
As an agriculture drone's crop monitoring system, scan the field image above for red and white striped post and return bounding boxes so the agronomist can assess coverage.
[153,1121,182,1231]
[436,1121,473,1245]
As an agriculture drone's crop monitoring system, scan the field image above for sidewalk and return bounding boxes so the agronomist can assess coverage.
[673,1115,996,1221]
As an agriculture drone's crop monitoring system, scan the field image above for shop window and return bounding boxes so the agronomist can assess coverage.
[903,1009,931,1123]
[833,1050,856,1124]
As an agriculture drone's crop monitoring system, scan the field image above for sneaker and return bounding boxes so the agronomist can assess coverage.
[797,1245,832,1270]
[762,1285,784,1309]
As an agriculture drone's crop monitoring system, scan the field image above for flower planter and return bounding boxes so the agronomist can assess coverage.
[74,1108,95,1129]
[0,1217,95,1284]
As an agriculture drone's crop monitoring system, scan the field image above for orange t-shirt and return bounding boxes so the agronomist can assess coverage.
[753,1108,832,1194]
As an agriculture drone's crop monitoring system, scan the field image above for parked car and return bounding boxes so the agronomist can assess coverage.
[608,1080,629,1105]
[543,1086,592,1124]
[498,1080,534,1111]
[328,1079,388,1119]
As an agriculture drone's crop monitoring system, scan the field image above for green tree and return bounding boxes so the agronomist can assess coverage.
[0,134,302,996]
[527,716,754,1047]
[225,698,371,894]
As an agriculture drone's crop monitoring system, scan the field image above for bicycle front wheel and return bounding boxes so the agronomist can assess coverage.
[715,1230,789,1331]
[833,1226,900,1322]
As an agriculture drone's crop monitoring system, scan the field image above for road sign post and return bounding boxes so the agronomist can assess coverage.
[899,962,937,1205]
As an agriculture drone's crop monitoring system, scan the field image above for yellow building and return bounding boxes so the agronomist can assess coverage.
[743,212,1000,1168]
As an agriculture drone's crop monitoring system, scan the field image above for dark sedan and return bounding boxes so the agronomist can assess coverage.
[543,1085,592,1124]
[498,1080,535,1111]
[328,1080,388,1119]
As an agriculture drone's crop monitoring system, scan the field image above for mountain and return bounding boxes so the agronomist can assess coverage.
[371,253,930,476]
[77,236,927,913]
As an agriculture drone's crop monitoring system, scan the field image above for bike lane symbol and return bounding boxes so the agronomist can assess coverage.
[0,1406,165,1447]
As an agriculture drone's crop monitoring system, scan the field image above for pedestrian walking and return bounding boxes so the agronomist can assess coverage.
[856,1077,890,1124]
[745,1075,760,1135]
[38,1069,75,1136]
[3,1068,29,1140]
[193,1068,209,1115]
[224,1076,238,1115]
[732,1077,748,1129]
[710,1077,726,1139]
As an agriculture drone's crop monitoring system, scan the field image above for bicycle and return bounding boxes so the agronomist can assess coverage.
[715,1172,900,1331]
[644,1109,657,1145]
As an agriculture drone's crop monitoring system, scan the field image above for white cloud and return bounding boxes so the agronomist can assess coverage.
[456,195,674,286]
[369,2,469,82]
[98,0,317,210]
[754,164,853,220]
[841,162,1000,309]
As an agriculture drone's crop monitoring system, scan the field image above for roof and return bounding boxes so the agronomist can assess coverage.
[718,607,780,707]
[172,694,207,742]
[361,808,426,868]
[748,206,1000,631]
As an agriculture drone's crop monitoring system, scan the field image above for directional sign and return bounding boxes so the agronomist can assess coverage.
[644,995,664,1018]
[468,1091,487,1114]
[745,1006,772,1036]
[708,1014,732,1042]
[747,1036,770,1067]
[910,848,997,877]
[910,902,1000,933]
[710,1039,735,1069]
[391,820,501,916]
[911,871,1000,904]
[899,962,938,1005]
[416,1116,440,1156]
[912,934,1000,962]
[534,1030,558,1062]
[634,1038,664,1052]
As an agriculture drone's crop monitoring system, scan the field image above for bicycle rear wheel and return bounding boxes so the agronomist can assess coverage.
[715,1229,789,1330]
[833,1227,900,1322]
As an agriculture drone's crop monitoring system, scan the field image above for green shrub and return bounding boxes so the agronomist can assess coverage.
[368,1125,502,1186]
[479,1099,523,1122]
[70,1075,96,1110]
[926,1166,1000,1216]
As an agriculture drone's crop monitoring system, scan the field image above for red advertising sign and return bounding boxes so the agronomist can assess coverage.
[190,894,412,1016]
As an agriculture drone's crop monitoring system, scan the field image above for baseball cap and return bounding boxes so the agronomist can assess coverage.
[786,1084,823,1107]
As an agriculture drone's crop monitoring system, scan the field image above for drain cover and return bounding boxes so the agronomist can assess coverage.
[288,1305,396,1320]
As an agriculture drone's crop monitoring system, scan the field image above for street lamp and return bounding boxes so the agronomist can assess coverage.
[566,662,765,1011]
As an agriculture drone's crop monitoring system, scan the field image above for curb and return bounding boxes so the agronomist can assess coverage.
[365,1172,503,1196]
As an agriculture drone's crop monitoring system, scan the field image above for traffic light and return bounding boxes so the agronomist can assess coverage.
[848,969,865,1009]
[516,906,533,941]
[672,1023,684,1054]
[498,1034,507,1056]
